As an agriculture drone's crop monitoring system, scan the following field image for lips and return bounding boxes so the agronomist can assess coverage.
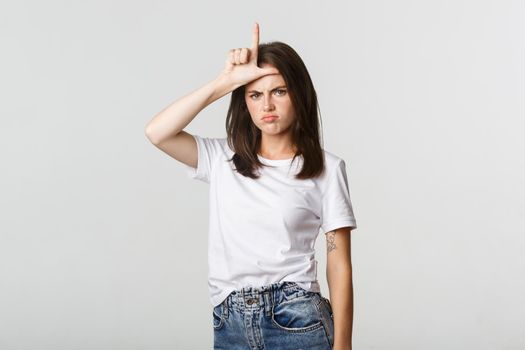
[262,115,278,121]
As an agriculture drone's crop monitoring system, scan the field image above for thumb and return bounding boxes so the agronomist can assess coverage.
[258,66,280,76]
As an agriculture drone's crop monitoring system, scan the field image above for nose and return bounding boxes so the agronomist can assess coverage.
[262,94,275,111]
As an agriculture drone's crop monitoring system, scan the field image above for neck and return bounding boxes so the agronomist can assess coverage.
[258,134,296,159]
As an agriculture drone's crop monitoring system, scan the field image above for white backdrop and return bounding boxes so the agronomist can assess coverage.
[1,0,524,349]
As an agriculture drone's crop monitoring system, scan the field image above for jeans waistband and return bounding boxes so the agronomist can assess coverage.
[221,281,318,318]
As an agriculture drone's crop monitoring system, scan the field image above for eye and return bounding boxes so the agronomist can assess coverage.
[249,93,261,100]
[274,89,287,96]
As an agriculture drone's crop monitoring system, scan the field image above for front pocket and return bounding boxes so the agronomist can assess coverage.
[271,295,323,333]
[212,304,224,330]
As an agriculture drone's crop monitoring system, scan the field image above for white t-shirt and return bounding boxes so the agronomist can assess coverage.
[184,135,357,307]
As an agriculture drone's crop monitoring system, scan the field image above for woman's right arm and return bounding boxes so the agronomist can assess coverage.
[144,22,278,168]
[144,77,233,168]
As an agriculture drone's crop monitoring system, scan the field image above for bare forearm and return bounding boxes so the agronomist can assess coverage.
[145,75,233,144]
[145,23,278,144]
[327,266,353,350]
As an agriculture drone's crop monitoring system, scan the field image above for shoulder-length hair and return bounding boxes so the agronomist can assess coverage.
[225,41,325,180]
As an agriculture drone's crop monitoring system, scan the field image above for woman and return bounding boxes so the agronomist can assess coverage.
[145,22,357,350]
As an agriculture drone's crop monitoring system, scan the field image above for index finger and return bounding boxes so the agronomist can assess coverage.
[251,22,259,55]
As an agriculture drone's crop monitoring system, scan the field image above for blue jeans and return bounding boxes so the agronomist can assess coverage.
[212,281,334,349]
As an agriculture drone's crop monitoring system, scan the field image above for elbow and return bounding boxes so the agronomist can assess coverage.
[144,124,159,145]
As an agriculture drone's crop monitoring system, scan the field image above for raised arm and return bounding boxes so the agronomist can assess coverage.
[144,22,278,168]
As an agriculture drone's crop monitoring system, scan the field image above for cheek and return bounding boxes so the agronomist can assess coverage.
[281,99,295,115]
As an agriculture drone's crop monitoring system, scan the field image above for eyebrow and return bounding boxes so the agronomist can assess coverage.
[246,85,287,94]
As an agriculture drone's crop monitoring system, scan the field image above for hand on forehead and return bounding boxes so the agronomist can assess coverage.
[245,68,285,91]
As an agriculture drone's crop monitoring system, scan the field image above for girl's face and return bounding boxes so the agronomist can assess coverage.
[245,64,296,138]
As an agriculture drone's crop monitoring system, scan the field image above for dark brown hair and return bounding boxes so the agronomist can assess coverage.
[225,41,325,180]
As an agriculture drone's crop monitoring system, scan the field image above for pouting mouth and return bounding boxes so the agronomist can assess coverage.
[261,115,278,120]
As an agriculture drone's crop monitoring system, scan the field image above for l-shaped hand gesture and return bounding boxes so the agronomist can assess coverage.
[218,22,279,89]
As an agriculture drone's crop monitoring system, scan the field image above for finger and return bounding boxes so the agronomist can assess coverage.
[252,66,280,81]
[234,48,241,65]
[250,22,259,59]
[259,66,280,76]
[240,48,248,63]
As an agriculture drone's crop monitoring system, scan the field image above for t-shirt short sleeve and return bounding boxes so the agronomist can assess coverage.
[320,159,357,234]
[184,134,224,183]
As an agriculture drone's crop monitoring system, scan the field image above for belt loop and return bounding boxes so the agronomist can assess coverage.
[263,291,271,317]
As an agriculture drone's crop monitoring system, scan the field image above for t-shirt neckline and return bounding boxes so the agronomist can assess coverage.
[257,153,297,166]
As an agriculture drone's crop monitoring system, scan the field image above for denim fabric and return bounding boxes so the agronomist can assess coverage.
[212,281,334,350]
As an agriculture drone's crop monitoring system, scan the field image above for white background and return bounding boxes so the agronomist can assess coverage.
[1,0,524,349]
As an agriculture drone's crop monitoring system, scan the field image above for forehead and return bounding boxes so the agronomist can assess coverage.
[245,72,287,92]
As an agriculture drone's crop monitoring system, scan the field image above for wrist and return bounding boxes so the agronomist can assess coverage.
[214,72,240,92]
